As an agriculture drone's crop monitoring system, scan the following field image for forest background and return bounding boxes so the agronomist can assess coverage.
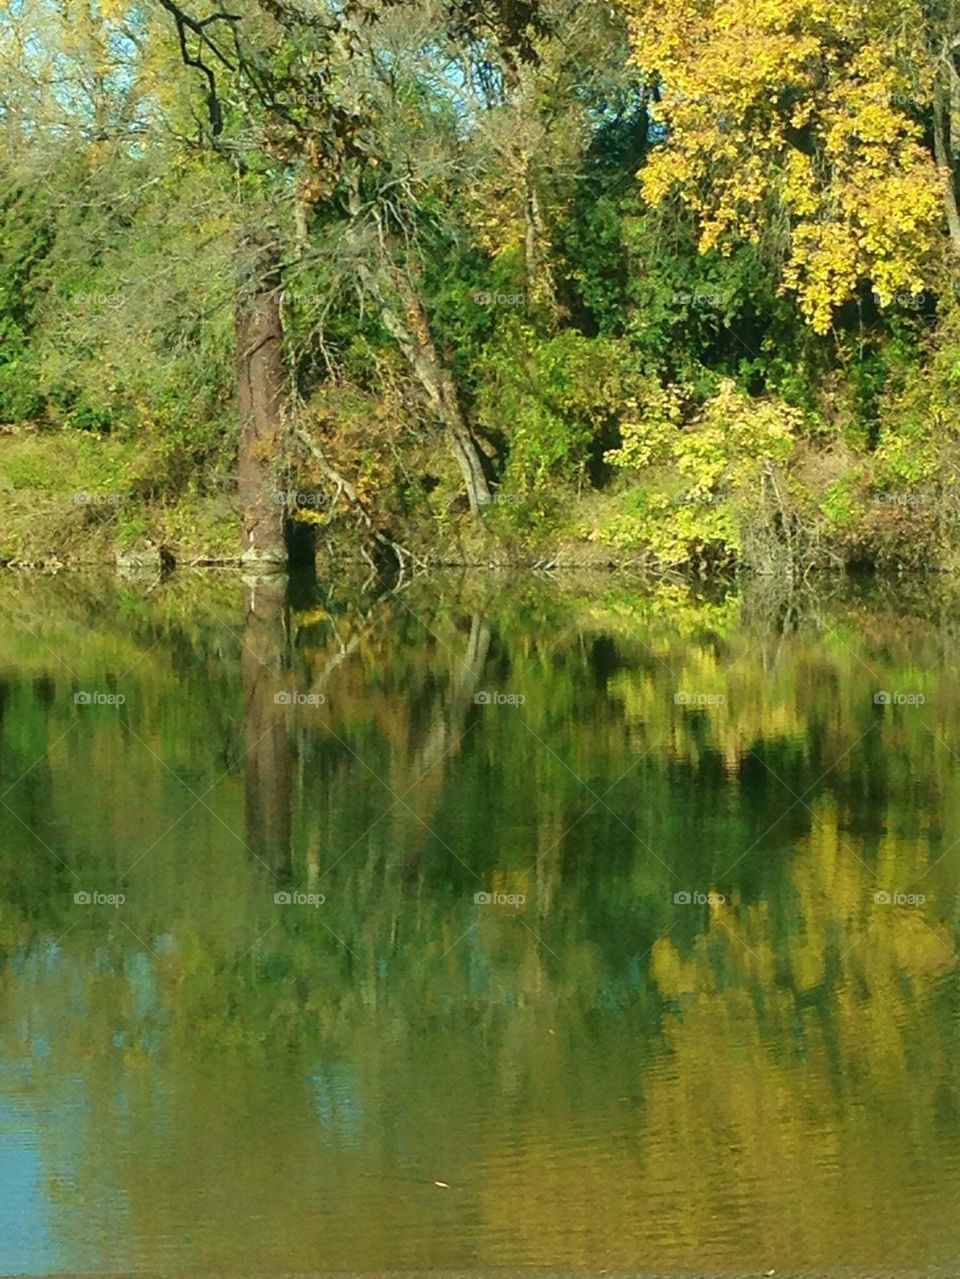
[2,0,960,575]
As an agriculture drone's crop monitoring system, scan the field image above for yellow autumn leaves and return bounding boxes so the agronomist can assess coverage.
[622,0,945,330]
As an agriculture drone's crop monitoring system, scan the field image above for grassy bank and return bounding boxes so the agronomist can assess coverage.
[6,419,960,576]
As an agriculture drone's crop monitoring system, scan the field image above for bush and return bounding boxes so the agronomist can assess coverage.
[602,378,802,567]
[475,325,637,498]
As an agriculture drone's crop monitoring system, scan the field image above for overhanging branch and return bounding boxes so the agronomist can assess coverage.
[156,0,240,135]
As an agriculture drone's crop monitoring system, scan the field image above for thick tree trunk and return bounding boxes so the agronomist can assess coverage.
[236,238,288,564]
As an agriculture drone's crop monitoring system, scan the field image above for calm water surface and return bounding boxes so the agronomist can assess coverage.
[1,572,959,1276]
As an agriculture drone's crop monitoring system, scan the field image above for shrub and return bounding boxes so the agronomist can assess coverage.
[603,379,802,566]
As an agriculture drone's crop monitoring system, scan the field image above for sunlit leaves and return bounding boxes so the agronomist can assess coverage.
[603,377,801,561]
[621,0,945,331]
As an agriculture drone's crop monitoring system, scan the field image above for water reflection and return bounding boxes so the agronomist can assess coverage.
[0,572,958,1274]
[242,576,293,877]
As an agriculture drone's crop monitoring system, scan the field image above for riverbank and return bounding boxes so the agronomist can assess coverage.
[6,427,960,576]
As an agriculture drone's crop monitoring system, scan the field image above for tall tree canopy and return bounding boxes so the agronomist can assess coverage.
[623,0,959,329]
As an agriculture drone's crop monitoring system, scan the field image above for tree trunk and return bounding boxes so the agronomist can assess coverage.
[934,77,960,257]
[360,241,491,514]
[523,172,540,300]
[378,269,491,513]
[236,237,288,564]
[523,159,556,315]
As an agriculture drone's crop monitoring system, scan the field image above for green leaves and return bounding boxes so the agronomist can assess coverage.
[474,325,634,496]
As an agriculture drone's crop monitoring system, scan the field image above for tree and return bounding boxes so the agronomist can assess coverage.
[621,0,955,332]
[156,0,508,524]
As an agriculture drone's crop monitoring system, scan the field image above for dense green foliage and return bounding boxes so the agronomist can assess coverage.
[1,0,959,569]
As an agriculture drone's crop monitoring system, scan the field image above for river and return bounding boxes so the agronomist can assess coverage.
[0,571,958,1275]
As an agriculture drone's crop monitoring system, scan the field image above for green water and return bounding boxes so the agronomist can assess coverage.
[1,571,959,1276]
